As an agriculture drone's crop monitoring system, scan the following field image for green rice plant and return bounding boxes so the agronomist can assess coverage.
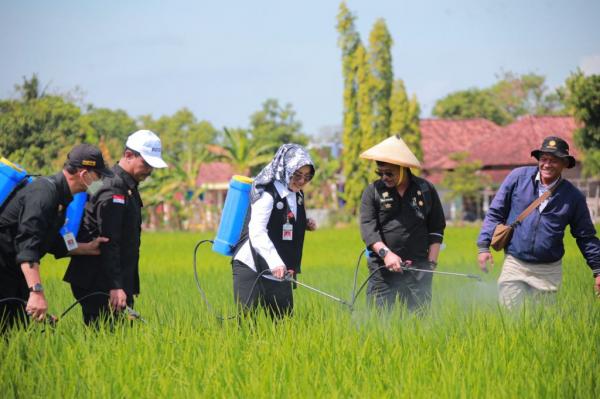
[1,226,598,398]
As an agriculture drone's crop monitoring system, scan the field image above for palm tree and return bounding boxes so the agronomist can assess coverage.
[141,146,216,230]
[219,128,275,175]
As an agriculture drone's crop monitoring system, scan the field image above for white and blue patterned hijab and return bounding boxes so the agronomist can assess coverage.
[250,143,315,203]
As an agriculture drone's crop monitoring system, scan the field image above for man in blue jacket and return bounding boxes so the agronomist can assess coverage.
[477,136,600,308]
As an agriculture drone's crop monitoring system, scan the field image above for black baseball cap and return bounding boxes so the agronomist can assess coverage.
[531,136,576,169]
[66,144,114,177]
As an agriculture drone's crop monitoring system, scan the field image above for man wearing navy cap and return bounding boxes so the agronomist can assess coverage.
[0,144,112,331]
[65,130,168,325]
[477,136,600,308]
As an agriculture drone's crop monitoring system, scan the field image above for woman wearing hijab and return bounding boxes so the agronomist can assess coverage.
[232,144,316,318]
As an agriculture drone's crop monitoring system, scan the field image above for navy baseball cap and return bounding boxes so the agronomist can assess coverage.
[66,144,114,177]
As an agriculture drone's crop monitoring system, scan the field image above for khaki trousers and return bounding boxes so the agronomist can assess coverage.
[498,254,562,308]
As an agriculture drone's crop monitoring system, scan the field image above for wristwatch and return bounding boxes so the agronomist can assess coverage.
[377,247,389,258]
[29,283,44,293]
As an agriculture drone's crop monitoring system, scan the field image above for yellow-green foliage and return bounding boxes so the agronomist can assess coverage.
[1,227,599,398]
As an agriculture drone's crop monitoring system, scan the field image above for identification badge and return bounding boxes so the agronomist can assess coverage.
[62,232,78,251]
[282,223,293,241]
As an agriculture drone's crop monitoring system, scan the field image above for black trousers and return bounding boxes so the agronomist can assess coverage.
[0,267,29,333]
[232,260,293,319]
[70,284,134,326]
[366,259,433,312]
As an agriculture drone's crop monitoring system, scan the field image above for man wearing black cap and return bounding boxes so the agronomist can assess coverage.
[64,130,167,325]
[0,144,113,331]
[477,136,600,308]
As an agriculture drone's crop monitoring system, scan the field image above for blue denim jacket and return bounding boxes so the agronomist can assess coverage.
[478,166,600,271]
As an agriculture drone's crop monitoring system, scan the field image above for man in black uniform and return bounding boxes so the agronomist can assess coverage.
[0,144,113,331]
[64,130,167,325]
[359,135,446,311]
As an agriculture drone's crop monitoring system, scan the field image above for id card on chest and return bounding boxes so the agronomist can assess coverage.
[282,223,293,241]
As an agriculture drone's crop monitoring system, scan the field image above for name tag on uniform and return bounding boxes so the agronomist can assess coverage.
[282,223,293,241]
[62,232,78,251]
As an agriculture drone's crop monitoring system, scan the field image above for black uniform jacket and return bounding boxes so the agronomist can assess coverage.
[64,164,142,295]
[0,172,70,277]
[359,174,446,261]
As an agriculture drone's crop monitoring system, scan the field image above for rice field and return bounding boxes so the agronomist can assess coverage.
[1,225,599,398]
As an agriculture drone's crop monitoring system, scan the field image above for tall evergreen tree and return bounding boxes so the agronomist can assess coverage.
[366,19,393,146]
[389,79,423,162]
[337,1,363,215]
[406,94,423,161]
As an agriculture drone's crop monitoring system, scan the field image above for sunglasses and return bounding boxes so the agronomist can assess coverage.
[292,172,314,182]
[375,170,395,178]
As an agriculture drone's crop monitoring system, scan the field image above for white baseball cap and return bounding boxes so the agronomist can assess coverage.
[126,130,168,168]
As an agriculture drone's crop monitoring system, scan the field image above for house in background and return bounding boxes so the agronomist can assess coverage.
[194,161,238,230]
[421,115,599,221]
[186,115,599,230]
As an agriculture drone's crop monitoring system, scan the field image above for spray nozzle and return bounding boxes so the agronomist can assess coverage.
[124,306,146,323]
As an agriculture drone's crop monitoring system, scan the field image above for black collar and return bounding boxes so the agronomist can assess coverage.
[52,171,73,206]
[113,164,139,192]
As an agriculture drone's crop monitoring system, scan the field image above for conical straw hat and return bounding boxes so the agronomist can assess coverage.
[359,135,422,169]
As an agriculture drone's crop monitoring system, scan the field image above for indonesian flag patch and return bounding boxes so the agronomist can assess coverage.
[112,194,125,204]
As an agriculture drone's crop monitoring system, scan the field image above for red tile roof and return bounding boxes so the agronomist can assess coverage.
[196,162,236,186]
[471,116,579,167]
[421,116,579,172]
[420,118,499,170]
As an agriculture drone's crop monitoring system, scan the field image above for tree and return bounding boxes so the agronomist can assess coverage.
[219,128,275,175]
[137,108,218,229]
[14,73,49,102]
[337,1,364,215]
[441,152,490,221]
[433,72,565,125]
[81,107,138,164]
[390,79,423,161]
[0,75,88,174]
[249,99,308,147]
[564,71,600,177]
[406,94,423,161]
[141,146,216,230]
[432,88,511,125]
[366,18,393,145]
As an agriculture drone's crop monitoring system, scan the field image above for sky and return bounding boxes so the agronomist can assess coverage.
[1,0,599,137]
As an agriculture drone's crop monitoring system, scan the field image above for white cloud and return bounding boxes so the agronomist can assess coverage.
[580,55,600,75]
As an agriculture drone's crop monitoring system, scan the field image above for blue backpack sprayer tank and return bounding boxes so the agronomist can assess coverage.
[211,175,254,256]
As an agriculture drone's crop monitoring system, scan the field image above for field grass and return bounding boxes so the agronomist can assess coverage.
[1,226,599,398]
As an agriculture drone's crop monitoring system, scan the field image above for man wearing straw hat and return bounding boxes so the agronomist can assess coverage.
[359,135,446,311]
[477,136,600,308]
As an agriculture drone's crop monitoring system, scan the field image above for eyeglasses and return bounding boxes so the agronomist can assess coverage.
[375,170,395,178]
[292,172,314,182]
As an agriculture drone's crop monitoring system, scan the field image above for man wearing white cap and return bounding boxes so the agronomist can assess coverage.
[359,135,446,311]
[64,130,168,325]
